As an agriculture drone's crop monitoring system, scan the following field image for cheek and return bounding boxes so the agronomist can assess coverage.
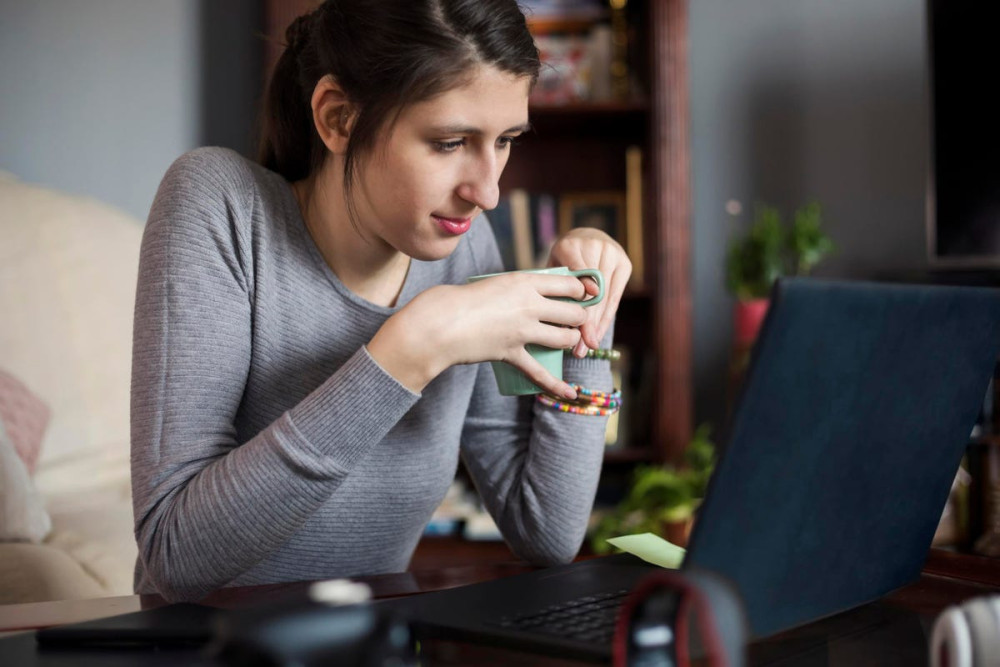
[395,164,452,211]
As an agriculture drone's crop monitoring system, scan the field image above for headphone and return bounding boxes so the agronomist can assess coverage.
[931,595,1000,667]
[613,568,748,667]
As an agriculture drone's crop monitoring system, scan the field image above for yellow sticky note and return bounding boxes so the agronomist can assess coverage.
[606,533,686,569]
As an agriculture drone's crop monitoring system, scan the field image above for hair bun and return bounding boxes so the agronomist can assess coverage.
[284,12,315,55]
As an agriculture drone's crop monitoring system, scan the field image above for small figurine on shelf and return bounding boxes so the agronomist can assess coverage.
[523,0,621,104]
[532,32,593,104]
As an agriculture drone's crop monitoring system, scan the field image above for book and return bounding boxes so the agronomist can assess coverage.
[625,146,644,290]
[533,193,559,267]
[509,188,535,270]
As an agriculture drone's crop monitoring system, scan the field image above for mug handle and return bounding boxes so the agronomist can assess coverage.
[569,269,605,307]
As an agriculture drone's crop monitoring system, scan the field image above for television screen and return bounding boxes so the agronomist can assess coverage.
[927,1,1000,267]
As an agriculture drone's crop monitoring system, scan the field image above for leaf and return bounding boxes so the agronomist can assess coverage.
[725,200,833,294]
[788,202,834,275]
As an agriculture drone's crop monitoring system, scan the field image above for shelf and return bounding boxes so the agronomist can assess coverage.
[923,548,1000,586]
[530,100,649,115]
[970,434,1000,447]
[522,101,648,144]
[526,15,609,35]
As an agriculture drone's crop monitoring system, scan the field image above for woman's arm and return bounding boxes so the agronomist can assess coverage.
[458,330,615,565]
[130,150,420,601]
[456,225,626,564]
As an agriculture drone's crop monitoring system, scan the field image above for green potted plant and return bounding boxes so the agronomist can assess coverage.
[589,424,716,554]
[725,200,834,346]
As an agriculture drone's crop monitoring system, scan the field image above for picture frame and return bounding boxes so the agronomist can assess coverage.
[558,191,627,245]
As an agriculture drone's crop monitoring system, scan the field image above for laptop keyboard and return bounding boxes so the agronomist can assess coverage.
[492,588,631,644]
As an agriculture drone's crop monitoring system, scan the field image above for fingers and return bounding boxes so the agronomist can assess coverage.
[597,258,631,342]
[569,245,608,354]
[551,243,600,356]
[539,301,589,328]
[508,347,578,400]
[553,241,631,357]
[528,273,587,301]
[529,321,583,351]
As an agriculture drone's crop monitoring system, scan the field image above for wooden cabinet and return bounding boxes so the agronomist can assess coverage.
[262,0,693,462]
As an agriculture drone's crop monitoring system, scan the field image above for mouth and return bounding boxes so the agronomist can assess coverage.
[432,215,473,236]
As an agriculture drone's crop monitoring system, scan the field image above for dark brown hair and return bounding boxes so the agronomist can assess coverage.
[257,0,539,193]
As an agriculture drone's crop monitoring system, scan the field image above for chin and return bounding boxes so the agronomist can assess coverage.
[410,238,463,262]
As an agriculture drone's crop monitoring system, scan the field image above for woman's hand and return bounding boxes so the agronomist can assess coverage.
[368,272,592,398]
[547,227,632,357]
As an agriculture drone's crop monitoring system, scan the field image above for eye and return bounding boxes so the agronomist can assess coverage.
[432,139,465,153]
[497,135,522,150]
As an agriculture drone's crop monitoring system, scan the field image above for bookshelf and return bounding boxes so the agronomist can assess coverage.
[262,0,692,464]
[500,0,692,463]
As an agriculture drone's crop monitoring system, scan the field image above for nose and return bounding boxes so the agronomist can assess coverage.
[456,150,501,212]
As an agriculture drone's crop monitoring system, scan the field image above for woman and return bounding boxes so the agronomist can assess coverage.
[131,0,631,602]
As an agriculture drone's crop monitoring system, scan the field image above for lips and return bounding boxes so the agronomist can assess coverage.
[432,215,473,235]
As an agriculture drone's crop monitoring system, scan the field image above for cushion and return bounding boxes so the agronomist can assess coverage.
[0,368,50,474]
[0,170,143,492]
[0,543,106,604]
[45,490,138,596]
[0,418,51,543]
[0,171,142,598]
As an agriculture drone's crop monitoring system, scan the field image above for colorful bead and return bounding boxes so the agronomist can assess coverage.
[536,394,619,416]
[535,384,623,416]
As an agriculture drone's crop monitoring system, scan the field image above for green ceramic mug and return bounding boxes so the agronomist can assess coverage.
[466,266,605,395]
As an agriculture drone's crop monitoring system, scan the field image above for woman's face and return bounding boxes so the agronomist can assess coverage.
[350,65,532,261]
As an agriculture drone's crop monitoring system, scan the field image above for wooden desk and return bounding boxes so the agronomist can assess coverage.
[1,549,998,665]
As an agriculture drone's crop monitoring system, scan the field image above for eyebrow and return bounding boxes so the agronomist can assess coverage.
[429,122,532,136]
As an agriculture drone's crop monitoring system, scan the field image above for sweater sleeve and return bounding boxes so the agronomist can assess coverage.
[130,149,419,601]
[458,225,612,565]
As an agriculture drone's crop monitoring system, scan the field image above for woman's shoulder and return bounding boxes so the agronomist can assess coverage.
[155,147,290,222]
[149,148,273,240]
[161,147,270,195]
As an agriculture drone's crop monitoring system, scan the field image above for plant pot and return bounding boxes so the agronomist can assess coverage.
[661,516,694,549]
[733,297,770,347]
[728,298,770,417]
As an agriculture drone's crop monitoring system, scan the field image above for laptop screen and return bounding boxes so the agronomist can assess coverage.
[684,278,1000,637]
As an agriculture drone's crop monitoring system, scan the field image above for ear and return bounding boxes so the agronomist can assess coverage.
[310,74,356,155]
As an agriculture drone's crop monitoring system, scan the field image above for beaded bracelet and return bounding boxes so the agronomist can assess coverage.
[585,348,621,361]
[573,385,621,404]
[535,384,622,416]
[567,348,621,361]
[536,393,620,417]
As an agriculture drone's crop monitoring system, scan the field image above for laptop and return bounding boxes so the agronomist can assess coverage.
[379,277,1000,662]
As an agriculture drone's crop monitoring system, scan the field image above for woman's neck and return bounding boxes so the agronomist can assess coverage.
[292,169,410,308]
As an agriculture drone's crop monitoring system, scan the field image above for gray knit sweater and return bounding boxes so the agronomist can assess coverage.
[130,147,612,601]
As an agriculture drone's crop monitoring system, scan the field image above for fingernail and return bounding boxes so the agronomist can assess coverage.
[563,386,578,400]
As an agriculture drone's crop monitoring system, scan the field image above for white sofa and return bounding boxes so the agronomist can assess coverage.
[0,171,143,603]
